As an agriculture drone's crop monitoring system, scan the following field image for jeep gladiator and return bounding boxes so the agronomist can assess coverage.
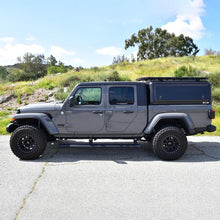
[6,77,216,160]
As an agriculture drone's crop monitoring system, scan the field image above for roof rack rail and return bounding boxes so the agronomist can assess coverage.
[136,77,208,82]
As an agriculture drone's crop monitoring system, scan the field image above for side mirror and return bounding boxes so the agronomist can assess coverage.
[69,96,75,107]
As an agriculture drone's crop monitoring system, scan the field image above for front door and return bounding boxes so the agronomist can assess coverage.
[65,86,105,134]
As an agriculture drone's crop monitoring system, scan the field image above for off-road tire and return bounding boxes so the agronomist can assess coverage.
[152,126,187,160]
[10,125,47,160]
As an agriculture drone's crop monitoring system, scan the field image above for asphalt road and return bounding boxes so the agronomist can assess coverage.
[0,136,220,220]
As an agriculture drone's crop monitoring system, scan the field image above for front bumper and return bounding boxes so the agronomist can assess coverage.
[6,123,17,133]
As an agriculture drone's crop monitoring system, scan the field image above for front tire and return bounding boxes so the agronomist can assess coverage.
[10,125,47,160]
[152,126,187,160]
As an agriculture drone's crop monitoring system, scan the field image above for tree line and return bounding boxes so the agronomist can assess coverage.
[0,53,73,82]
[204,49,220,56]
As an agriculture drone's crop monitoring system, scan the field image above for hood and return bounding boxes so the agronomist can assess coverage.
[18,102,63,113]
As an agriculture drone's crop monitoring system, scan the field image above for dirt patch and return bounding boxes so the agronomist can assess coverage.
[0,88,57,114]
[0,94,13,104]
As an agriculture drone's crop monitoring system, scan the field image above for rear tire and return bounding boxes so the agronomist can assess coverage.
[152,126,187,160]
[10,125,47,160]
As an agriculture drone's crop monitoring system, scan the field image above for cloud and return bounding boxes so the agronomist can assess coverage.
[96,46,122,56]
[50,46,75,57]
[0,37,80,66]
[73,58,84,63]
[26,36,36,42]
[0,42,45,65]
[162,0,205,39]
[49,46,76,65]
[0,37,15,43]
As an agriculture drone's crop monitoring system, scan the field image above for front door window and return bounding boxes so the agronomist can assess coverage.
[74,87,102,105]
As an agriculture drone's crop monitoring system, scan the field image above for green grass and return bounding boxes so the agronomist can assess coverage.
[1,55,220,97]
[211,104,220,135]
[0,55,220,135]
[0,111,10,135]
[0,111,9,117]
[0,118,10,135]
[212,116,220,136]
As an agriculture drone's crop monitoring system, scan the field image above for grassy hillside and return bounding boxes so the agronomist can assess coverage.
[0,55,220,135]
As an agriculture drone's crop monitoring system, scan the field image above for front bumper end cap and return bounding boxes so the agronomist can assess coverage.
[6,123,16,133]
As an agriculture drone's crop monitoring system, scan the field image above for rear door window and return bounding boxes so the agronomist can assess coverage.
[109,87,134,105]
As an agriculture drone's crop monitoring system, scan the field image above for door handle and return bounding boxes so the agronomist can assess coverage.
[123,110,133,113]
[92,111,103,114]
[65,111,72,114]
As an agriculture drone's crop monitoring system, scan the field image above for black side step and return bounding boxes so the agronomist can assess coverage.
[58,140,140,148]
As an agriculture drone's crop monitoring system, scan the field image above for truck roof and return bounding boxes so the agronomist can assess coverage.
[78,77,208,87]
[78,81,145,86]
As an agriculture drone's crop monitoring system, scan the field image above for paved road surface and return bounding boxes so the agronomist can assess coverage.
[0,136,220,220]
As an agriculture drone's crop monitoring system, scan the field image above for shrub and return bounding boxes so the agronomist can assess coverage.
[81,75,95,82]
[17,94,22,104]
[92,72,109,81]
[213,104,220,116]
[47,66,68,75]
[37,79,56,90]
[107,71,121,81]
[54,88,68,101]
[0,66,9,81]
[90,67,100,72]
[67,82,79,92]
[60,74,80,87]
[119,74,131,81]
[208,72,220,88]
[212,88,220,102]
[8,69,36,82]
[174,65,200,77]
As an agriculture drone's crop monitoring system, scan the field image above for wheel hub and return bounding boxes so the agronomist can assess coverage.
[162,136,180,153]
[19,135,36,152]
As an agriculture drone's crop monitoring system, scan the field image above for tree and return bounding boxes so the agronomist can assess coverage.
[17,53,47,79]
[204,48,220,55]
[47,55,57,66]
[112,55,129,64]
[125,26,199,60]
[0,66,8,81]
[58,61,64,67]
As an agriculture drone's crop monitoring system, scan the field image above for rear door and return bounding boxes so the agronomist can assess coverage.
[106,85,138,133]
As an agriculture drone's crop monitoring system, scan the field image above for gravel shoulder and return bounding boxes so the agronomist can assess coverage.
[0,136,220,220]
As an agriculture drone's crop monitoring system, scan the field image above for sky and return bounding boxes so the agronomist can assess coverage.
[0,0,219,67]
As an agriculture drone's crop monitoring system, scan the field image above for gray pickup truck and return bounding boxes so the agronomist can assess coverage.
[6,77,216,160]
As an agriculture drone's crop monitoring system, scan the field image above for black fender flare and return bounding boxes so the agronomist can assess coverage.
[144,113,195,135]
[11,113,59,135]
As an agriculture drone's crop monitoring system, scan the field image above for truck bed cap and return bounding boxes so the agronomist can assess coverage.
[136,77,207,82]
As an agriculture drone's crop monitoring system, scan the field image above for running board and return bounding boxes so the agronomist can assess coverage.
[58,140,141,148]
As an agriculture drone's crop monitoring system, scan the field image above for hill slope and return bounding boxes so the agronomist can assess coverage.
[0,55,220,135]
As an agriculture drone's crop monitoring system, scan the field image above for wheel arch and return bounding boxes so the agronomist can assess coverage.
[8,113,59,135]
[144,113,195,135]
